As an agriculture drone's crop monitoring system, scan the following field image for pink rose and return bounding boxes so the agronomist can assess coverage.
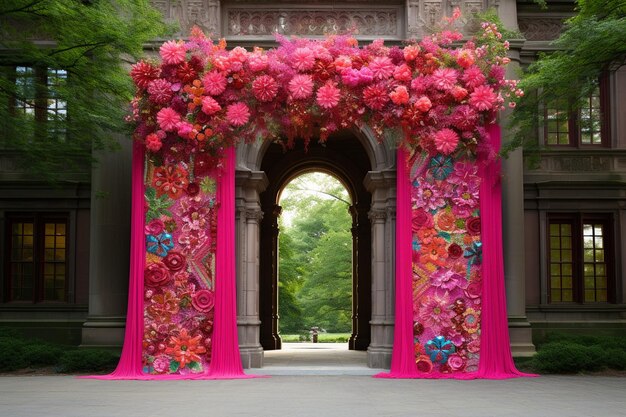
[447,354,465,371]
[192,289,215,312]
[145,262,172,287]
[152,355,170,373]
[145,219,165,235]
[163,251,186,272]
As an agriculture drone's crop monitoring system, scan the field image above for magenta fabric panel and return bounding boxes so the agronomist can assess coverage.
[475,124,536,379]
[207,146,252,378]
[375,147,420,378]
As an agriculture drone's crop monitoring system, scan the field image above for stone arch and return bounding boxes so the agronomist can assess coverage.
[235,130,397,368]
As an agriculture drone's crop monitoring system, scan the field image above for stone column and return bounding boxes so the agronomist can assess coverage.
[364,170,396,368]
[81,136,132,348]
[235,170,268,368]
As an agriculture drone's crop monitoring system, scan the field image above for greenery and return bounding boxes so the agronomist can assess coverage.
[280,333,351,343]
[507,0,626,155]
[0,331,119,373]
[516,333,626,374]
[278,173,353,334]
[0,0,169,179]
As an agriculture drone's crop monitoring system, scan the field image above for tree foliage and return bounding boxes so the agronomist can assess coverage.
[0,0,169,179]
[278,173,353,334]
[507,0,626,153]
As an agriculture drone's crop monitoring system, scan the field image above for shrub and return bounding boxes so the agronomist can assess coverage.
[532,342,606,374]
[22,344,65,367]
[57,349,120,373]
[0,337,28,371]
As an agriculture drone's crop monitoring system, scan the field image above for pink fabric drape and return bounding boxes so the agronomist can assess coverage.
[377,126,535,379]
[84,145,257,380]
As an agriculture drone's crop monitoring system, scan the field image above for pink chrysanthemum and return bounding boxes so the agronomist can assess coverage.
[292,47,315,72]
[469,85,496,111]
[202,71,227,96]
[341,69,360,87]
[333,55,352,72]
[177,121,193,139]
[389,85,409,105]
[248,53,268,72]
[434,128,459,155]
[432,68,458,91]
[451,86,468,101]
[145,133,162,152]
[393,64,412,82]
[288,74,314,100]
[363,84,388,110]
[368,56,395,80]
[130,61,161,89]
[456,49,475,69]
[418,294,454,329]
[226,102,250,126]
[229,46,248,63]
[156,107,181,132]
[159,40,187,65]
[316,82,341,109]
[451,105,478,130]
[462,66,486,88]
[411,76,429,93]
[252,75,278,102]
[415,96,432,112]
[147,79,173,105]
[213,56,231,72]
[358,67,374,84]
[201,96,221,115]
[403,44,420,61]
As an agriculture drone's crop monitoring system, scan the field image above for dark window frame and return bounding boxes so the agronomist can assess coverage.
[547,213,615,304]
[543,74,611,148]
[3,213,70,304]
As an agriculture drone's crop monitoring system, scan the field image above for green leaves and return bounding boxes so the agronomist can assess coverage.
[145,186,173,221]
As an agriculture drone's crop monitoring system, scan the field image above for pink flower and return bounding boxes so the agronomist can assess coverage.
[226,102,250,126]
[403,44,420,61]
[145,133,162,152]
[201,96,221,115]
[159,40,187,65]
[451,86,468,101]
[363,84,388,110]
[145,219,165,235]
[316,81,341,109]
[462,66,486,88]
[333,55,352,72]
[288,74,314,99]
[447,354,465,371]
[456,50,475,68]
[393,64,412,82]
[147,79,173,104]
[358,67,374,84]
[229,46,248,63]
[152,355,170,373]
[389,85,409,105]
[131,61,161,89]
[432,68,458,91]
[434,128,459,155]
[177,121,193,139]
[192,289,215,312]
[418,294,453,329]
[341,69,360,87]
[292,47,315,72]
[431,269,465,291]
[415,96,432,112]
[415,183,446,211]
[156,107,181,132]
[368,56,395,80]
[469,85,496,111]
[248,52,268,72]
[252,75,278,102]
[202,71,227,96]
[452,181,480,209]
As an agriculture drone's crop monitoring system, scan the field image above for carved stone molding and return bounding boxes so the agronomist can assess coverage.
[150,0,220,35]
[555,156,611,172]
[224,6,403,39]
[407,0,498,37]
[245,208,264,222]
[518,17,564,41]
[368,209,388,221]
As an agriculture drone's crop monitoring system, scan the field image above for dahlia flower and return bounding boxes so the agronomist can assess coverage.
[403,44,420,61]
[333,55,352,72]
[145,133,162,152]
[469,85,496,111]
[156,107,181,132]
[368,56,395,80]
[159,40,187,65]
[248,53,268,72]
[288,74,314,99]
[415,96,432,112]
[316,82,341,109]
[358,67,374,84]
[147,79,173,104]
[201,96,221,115]
[130,61,161,89]
[432,68,458,91]
[292,47,315,72]
[226,102,250,126]
[456,49,475,68]
[177,121,193,139]
[202,71,227,96]
[462,66,486,89]
[363,84,388,110]
[389,85,409,105]
[393,64,412,82]
[252,75,278,102]
[434,128,460,155]
[229,46,248,63]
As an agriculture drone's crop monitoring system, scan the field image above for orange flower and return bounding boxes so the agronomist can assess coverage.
[419,236,448,266]
[435,211,456,231]
[153,165,189,199]
[165,329,206,369]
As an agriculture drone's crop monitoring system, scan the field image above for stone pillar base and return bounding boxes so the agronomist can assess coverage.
[80,316,125,348]
[367,346,392,369]
[509,316,536,357]
[240,346,264,368]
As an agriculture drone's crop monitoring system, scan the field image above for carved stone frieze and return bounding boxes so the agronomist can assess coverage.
[225,7,401,38]
[245,208,264,222]
[554,156,610,172]
[518,17,564,41]
[150,0,220,35]
[406,0,497,38]
[368,209,388,221]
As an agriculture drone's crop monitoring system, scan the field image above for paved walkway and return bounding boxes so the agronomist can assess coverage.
[1,344,625,417]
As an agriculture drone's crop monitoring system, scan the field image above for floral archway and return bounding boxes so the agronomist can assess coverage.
[91,11,531,380]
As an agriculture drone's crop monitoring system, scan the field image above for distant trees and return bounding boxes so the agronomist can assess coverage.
[278,173,353,334]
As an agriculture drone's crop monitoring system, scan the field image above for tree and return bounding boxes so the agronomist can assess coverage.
[0,0,169,179]
[277,173,353,334]
[508,0,626,152]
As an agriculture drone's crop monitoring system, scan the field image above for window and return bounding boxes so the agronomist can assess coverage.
[11,66,67,137]
[4,214,69,303]
[544,76,609,147]
[548,214,614,303]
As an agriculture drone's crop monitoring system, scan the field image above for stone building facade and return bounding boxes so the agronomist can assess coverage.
[1,0,624,368]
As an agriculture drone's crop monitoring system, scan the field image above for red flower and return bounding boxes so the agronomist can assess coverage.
[176,61,198,84]
[145,262,172,287]
[148,79,173,105]
[466,217,481,235]
[363,84,388,110]
[192,289,215,312]
[153,165,189,199]
[165,329,206,369]
[252,75,278,102]
[448,243,463,259]
[163,251,186,272]
[130,61,161,89]
[186,182,200,196]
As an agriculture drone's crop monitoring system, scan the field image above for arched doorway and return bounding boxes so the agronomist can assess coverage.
[258,132,372,354]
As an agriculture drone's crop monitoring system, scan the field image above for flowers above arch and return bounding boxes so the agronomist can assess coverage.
[129,12,521,162]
